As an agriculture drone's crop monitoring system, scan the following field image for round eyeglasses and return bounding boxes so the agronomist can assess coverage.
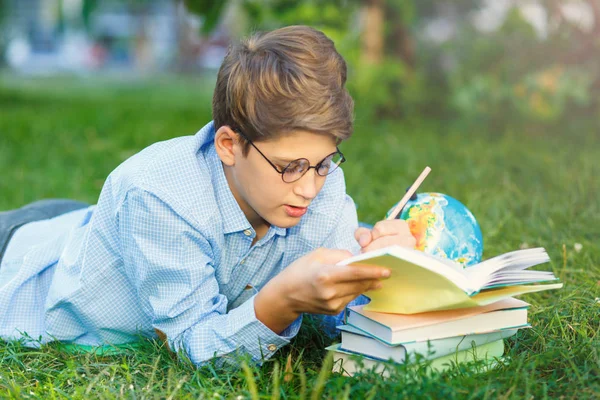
[236,131,346,183]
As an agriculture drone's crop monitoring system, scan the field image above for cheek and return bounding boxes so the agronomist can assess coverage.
[243,167,289,205]
[316,177,328,192]
[255,180,290,206]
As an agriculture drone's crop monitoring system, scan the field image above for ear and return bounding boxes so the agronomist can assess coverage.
[214,126,242,166]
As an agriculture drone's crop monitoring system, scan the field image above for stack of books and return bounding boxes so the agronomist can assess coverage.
[327,246,563,376]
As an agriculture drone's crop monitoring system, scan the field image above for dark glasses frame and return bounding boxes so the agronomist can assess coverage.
[236,130,346,183]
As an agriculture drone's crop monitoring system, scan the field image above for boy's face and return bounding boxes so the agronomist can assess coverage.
[216,127,338,234]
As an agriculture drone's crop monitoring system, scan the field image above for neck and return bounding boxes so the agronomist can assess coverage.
[222,164,271,238]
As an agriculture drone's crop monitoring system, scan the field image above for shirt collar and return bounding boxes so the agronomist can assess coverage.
[202,122,287,238]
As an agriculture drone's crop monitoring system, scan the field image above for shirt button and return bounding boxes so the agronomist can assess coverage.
[267,344,277,352]
[243,229,252,237]
[240,258,245,265]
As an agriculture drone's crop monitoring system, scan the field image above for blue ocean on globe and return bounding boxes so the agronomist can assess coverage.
[385,192,484,267]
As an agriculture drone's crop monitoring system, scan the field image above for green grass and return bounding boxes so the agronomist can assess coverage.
[1,73,599,399]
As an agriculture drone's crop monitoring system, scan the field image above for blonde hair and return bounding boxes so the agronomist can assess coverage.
[212,25,354,153]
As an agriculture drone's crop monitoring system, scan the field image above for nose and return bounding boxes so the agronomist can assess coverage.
[293,169,320,200]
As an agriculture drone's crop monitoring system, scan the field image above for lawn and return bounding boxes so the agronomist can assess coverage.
[0,74,598,399]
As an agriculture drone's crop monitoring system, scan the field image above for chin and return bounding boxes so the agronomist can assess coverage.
[269,215,304,229]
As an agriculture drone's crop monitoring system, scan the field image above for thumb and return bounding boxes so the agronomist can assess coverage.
[354,227,373,248]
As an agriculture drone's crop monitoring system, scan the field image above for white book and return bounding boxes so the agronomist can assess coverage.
[328,339,505,377]
[346,297,529,345]
[337,245,562,313]
[338,323,520,363]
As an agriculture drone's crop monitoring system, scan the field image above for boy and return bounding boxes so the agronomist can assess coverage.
[0,26,415,366]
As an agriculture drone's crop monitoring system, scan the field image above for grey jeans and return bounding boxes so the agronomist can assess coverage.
[0,199,89,264]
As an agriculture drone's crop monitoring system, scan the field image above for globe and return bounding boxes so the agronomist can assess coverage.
[385,192,483,267]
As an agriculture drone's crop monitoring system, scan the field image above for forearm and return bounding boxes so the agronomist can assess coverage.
[167,295,302,367]
[255,281,301,334]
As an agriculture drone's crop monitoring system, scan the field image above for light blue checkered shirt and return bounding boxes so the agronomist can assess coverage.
[0,121,367,366]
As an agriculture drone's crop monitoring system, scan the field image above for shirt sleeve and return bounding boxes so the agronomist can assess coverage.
[118,186,301,366]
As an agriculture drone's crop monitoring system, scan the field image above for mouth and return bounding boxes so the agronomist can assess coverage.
[284,204,308,218]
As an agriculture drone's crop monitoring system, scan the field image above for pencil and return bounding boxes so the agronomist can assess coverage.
[386,166,431,220]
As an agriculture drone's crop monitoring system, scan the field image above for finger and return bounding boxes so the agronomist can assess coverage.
[332,280,383,301]
[361,234,416,253]
[313,248,353,264]
[318,281,382,314]
[324,264,391,283]
[354,227,373,248]
[324,292,373,315]
[372,220,409,240]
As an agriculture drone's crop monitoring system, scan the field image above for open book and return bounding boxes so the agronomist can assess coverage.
[338,246,562,314]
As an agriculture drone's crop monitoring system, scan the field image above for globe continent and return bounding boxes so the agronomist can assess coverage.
[385,193,483,267]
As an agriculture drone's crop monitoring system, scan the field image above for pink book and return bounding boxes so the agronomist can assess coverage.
[346,297,529,345]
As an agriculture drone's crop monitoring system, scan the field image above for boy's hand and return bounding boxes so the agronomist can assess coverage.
[354,219,416,253]
[255,248,390,333]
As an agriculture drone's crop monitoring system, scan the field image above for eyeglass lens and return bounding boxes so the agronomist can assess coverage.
[281,152,344,182]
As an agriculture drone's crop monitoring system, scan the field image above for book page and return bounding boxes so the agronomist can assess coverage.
[359,256,476,313]
[469,283,564,305]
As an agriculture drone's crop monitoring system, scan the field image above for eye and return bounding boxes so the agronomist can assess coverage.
[289,160,308,174]
[282,159,309,182]
[317,163,330,175]
[317,152,343,176]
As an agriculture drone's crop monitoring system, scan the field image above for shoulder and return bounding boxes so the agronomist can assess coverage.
[99,122,220,226]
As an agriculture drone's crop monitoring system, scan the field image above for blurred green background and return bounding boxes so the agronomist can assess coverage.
[2,0,600,133]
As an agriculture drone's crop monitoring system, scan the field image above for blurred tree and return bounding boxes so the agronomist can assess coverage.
[0,0,6,66]
[350,0,483,119]
[449,2,600,132]
[178,0,486,119]
[82,0,99,32]
[183,0,227,34]
[361,0,384,64]
[544,0,600,91]
[180,0,599,130]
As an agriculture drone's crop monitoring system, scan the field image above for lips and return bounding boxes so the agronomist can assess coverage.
[284,205,308,218]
